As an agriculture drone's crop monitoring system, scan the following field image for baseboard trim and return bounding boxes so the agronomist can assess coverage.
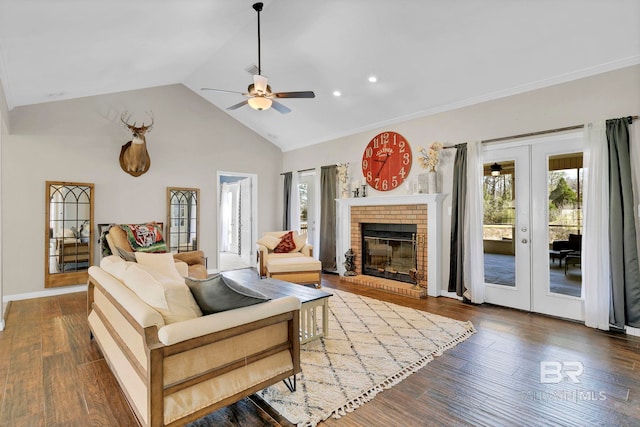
[2,284,87,304]
[626,326,640,337]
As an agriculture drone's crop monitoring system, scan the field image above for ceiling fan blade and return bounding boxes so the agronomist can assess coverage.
[201,88,247,95]
[271,100,291,114]
[273,91,315,99]
[227,100,249,110]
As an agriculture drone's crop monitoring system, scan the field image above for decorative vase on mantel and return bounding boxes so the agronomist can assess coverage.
[341,183,350,199]
[427,169,437,194]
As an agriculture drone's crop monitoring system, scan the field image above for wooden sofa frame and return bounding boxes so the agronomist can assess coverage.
[87,276,301,427]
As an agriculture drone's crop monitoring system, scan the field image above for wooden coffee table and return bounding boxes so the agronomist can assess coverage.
[223,269,333,344]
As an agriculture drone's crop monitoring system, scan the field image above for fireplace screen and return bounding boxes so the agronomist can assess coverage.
[362,223,417,284]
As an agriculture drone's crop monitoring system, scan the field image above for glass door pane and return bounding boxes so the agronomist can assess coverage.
[482,145,531,312]
[483,161,516,287]
[547,153,583,297]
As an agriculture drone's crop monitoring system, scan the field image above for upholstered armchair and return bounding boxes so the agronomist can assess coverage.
[256,230,313,278]
[104,223,208,279]
[255,230,322,287]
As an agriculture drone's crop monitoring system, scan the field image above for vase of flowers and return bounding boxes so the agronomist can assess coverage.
[417,142,444,193]
[336,162,350,198]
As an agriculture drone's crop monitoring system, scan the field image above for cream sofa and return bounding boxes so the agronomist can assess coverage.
[256,231,322,286]
[87,256,301,426]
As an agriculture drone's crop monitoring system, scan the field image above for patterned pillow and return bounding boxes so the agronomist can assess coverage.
[122,223,167,253]
[257,235,281,251]
[274,231,296,253]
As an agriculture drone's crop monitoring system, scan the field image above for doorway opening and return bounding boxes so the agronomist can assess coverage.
[217,172,257,272]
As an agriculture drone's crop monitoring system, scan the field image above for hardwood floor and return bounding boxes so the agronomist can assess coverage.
[1,273,639,426]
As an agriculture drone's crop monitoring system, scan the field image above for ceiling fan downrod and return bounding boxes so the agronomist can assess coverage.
[253,2,263,76]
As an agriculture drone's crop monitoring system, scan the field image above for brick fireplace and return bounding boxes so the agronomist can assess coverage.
[336,194,445,298]
[350,204,428,287]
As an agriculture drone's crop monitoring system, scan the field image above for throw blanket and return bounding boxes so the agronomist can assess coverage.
[121,223,167,253]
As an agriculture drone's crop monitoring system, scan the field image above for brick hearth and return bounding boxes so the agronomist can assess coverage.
[341,274,427,299]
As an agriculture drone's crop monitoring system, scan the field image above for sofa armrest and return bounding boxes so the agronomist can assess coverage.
[173,250,206,266]
[157,296,301,345]
[256,243,269,277]
[301,244,313,257]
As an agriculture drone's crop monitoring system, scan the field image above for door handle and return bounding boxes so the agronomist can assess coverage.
[522,238,528,244]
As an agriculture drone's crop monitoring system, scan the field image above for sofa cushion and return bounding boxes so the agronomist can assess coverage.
[266,256,322,273]
[135,252,183,280]
[100,255,136,282]
[274,231,296,253]
[257,234,281,250]
[185,274,270,314]
[292,232,308,252]
[122,264,202,324]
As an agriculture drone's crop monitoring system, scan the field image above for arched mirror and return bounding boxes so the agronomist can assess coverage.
[45,181,94,287]
[167,187,199,253]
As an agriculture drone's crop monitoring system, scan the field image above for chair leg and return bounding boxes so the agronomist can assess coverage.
[283,375,296,392]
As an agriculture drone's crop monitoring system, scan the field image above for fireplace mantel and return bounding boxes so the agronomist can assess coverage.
[336,194,446,297]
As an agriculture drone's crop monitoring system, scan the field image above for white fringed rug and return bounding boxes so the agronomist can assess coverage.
[257,289,476,427]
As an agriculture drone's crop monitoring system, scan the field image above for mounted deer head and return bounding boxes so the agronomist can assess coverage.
[119,111,153,177]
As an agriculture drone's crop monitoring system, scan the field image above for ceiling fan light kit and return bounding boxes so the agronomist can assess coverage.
[248,96,272,111]
[201,2,315,114]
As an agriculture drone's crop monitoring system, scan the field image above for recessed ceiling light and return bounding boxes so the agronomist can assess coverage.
[333,90,341,97]
[368,76,377,83]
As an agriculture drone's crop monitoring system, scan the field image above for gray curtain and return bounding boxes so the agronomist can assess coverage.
[319,165,337,272]
[282,172,292,230]
[607,117,640,328]
[448,144,469,300]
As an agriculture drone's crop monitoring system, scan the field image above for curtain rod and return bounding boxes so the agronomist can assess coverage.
[444,115,638,148]
[280,167,316,176]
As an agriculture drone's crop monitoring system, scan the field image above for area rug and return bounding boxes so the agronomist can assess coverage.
[257,289,476,427]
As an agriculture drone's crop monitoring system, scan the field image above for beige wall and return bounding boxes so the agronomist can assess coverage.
[283,64,640,294]
[2,84,283,296]
[0,79,5,328]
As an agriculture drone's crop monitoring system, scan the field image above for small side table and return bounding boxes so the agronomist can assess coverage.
[549,249,573,267]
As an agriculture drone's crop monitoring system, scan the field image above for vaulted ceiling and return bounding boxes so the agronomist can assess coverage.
[1,0,638,151]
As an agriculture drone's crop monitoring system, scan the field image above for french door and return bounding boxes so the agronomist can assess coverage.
[482,134,584,321]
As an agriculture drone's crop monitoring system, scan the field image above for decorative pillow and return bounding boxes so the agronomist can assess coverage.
[122,264,202,324]
[122,223,167,253]
[100,255,135,282]
[257,235,281,251]
[116,247,137,262]
[292,232,308,252]
[135,252,183,280]
[274,231,296,253]
[185,274,270,315]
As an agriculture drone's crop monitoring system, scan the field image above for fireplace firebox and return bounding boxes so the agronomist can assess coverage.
[361,223,417,284]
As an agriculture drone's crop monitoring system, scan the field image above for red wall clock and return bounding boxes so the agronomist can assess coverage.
[361,131,412,191]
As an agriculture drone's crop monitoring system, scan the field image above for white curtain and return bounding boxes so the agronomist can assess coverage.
[464,141,485,303]
[583,121,610,330]
[290,172,301,232]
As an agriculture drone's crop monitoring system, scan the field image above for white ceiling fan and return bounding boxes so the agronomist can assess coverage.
[201,2,315,114]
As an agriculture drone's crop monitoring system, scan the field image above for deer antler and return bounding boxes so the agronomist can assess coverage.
[121,111,154,132]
